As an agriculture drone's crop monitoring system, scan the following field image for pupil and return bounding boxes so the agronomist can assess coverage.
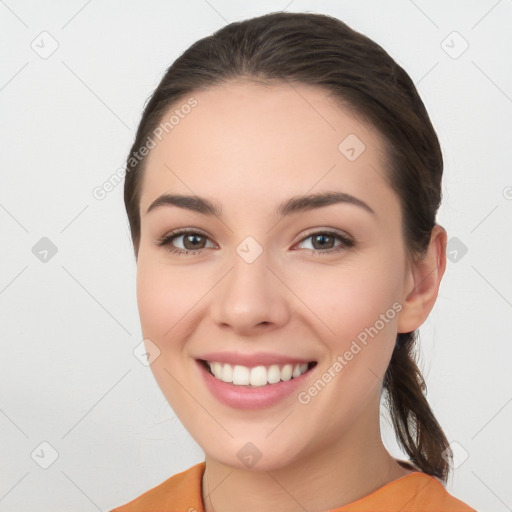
[315,234,332,249]
[185,234,203,250]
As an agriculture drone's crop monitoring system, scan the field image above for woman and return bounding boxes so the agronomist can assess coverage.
[112,11,476,511]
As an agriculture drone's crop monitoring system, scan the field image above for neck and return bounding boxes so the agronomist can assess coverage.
[201,402,411,512]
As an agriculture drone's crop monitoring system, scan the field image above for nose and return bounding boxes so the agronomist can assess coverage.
[209,249,291,336]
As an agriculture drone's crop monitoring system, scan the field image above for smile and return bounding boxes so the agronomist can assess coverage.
[196,354,318,409]
[202,360,316,387]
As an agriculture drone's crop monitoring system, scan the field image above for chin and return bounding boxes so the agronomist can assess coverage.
[202,435,309,473]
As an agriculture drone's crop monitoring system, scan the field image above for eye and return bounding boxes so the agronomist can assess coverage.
[157,228,354,256]
[295,230,354,254]
[157,229,216,255]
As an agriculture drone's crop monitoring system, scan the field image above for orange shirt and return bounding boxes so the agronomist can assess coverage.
[110,462,476,512]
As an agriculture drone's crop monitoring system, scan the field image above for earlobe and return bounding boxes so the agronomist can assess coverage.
[397,225,447,333]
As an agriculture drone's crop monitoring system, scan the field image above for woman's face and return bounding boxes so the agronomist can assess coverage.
[136,79,414,470]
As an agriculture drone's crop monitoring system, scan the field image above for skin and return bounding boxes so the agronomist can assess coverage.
[135,78,447,512]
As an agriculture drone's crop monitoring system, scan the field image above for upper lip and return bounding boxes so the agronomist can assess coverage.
[197,351,315,368]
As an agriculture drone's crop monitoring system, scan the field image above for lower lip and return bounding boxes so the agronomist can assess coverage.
[197,360,313,410]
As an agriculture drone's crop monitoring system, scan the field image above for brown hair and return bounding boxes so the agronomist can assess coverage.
[124,11,452,482]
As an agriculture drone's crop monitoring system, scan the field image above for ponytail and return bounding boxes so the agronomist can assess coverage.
[383,332,453,483]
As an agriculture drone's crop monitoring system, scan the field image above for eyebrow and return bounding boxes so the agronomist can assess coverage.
[146,191,375,217]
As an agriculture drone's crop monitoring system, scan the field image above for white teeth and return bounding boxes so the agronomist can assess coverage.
[206,361,311,386]
[220,363,233,383]
[267,364,281,384]
[281,364,293,381]
[249,366,267,387]
[211,362,222,379]
[232,365,250,385]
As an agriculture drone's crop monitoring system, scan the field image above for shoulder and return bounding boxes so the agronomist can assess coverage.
[109,462,205,512]
[339,472,477,512]
[393,472,476,512]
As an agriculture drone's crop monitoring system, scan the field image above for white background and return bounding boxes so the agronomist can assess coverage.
[1,0,511,510]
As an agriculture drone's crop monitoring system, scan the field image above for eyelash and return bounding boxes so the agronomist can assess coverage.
[156,228,355,256]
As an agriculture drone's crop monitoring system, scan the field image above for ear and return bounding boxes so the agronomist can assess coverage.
[397,224,447,333]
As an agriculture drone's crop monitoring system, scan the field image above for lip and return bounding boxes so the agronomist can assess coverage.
[197,351,313,368]
[195,357,317,410]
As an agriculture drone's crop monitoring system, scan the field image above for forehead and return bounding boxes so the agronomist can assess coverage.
[139,79,395,216]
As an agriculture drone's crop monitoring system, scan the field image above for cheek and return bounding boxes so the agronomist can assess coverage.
[289,259,404,432]
[136,254,199,345]
[136,255,202,412]
[136,262,170,339]
[290,255,404,349]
